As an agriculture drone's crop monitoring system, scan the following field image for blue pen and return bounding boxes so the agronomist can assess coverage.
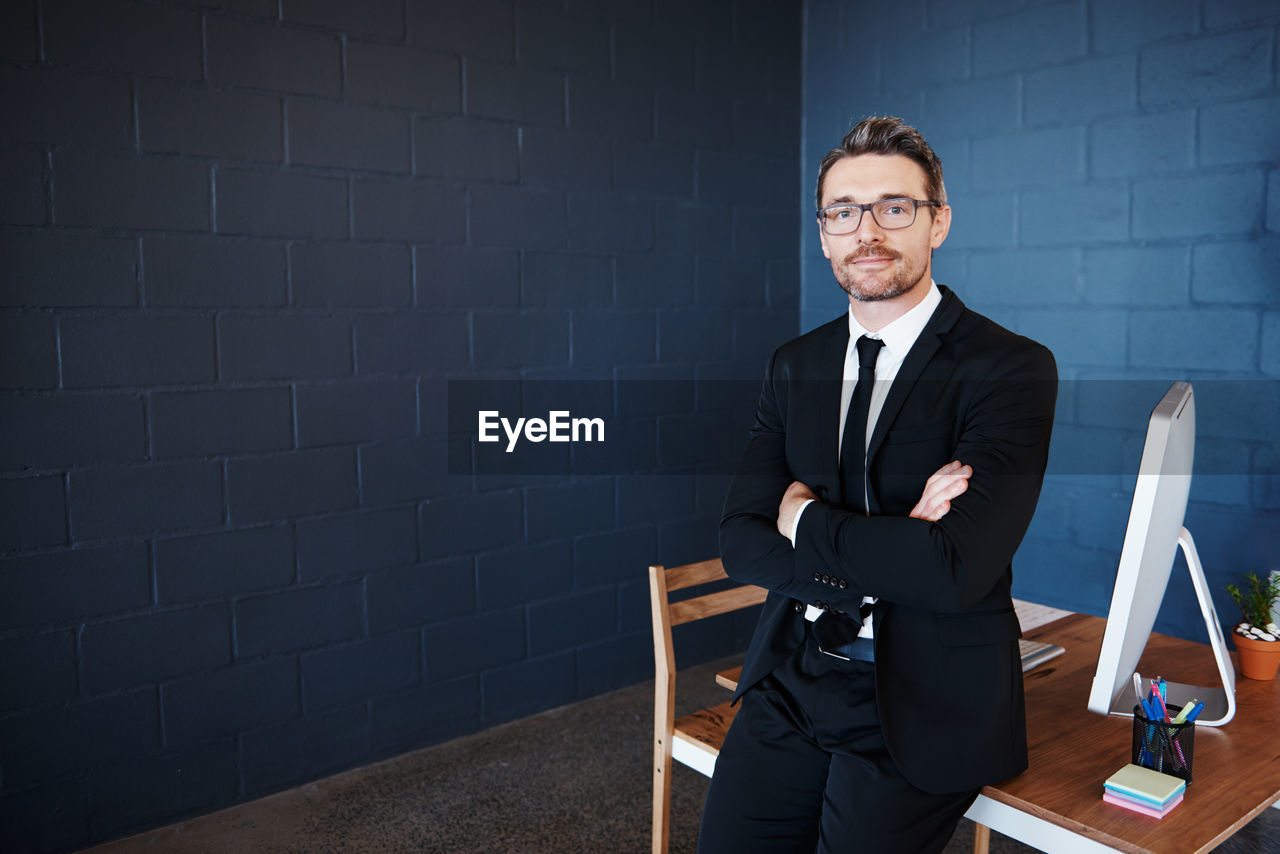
[1136,706,1152,765]
[1144,684,1178,773]
[1137,696,1158,768]
[1183,701,1206,723]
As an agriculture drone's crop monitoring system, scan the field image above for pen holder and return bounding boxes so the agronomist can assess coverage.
[1131,704,1194,784]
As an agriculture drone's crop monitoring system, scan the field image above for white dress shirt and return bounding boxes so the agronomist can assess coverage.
[791,282,943,635]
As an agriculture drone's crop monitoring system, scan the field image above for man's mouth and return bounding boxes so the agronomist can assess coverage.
[846,252,897,266]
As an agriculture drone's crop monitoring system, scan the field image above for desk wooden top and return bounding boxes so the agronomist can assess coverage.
[990,613,1280,854]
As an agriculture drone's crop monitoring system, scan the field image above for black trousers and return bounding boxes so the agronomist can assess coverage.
[697,627,978,854]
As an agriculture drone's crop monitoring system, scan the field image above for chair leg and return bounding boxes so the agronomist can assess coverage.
[973,821,990,854]
[653,740,672,854]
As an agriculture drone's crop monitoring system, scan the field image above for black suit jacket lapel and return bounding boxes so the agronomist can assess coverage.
[863,287,966,513]
[812,316,848,491]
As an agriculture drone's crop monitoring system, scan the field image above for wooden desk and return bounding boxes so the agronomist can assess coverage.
[714,613,1279,852]
[963,613,1280,853]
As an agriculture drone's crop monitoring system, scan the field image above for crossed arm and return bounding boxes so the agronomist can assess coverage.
[776,459,973,540]
[719,345,1057,615]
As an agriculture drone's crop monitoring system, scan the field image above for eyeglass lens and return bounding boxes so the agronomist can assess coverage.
[821,199,919,234]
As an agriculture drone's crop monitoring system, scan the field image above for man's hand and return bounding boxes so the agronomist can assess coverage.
[909,460,972,522]
[776,480,818,538]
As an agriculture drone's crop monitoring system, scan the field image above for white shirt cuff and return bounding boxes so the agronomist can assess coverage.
[787,498,814,547]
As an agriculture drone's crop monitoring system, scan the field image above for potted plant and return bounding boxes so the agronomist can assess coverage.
[1227,571,1280,680]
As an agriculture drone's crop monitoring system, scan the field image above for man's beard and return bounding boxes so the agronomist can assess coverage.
[833,248,927,302]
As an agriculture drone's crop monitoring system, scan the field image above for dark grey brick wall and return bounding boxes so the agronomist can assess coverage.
[0,0,800,850]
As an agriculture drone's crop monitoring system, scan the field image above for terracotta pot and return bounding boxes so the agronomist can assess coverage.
[1234,633,1280,680]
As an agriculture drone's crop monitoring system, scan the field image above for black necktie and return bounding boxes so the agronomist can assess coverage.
[814,335,884,657]
[839,335,884,513]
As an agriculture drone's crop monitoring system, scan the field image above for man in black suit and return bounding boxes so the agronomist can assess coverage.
[698,117,1057,853]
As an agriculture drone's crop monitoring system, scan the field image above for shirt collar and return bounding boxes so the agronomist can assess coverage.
[847,281,942,363]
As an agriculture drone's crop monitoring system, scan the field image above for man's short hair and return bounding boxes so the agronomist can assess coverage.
[816,116,947,209]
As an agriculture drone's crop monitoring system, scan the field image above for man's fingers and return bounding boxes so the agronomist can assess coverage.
[783,479,818,503]
[777,480,818,539]
[933,472,970,499]
[924,460,963,485]
[910,498,942,522]
[920,471,970,504]
[910,462,971,521]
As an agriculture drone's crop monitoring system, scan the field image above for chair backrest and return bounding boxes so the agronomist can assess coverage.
[648,559,768,854]
[650,558,768,685]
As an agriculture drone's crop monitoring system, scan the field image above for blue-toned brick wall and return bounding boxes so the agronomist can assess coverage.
[802,1,1279,638]
[0,1,800,849]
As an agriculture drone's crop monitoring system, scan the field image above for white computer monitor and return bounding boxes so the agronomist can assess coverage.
[1085,381,1236,726]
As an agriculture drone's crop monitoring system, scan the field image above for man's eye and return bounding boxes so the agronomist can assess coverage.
[834,208,855,219]
[883,204,907,215]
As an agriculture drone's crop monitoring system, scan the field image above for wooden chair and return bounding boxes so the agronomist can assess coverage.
[649,559,992,854]
[648,558,768,854]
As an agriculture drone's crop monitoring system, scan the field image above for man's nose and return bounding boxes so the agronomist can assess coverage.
[854,212,885,242]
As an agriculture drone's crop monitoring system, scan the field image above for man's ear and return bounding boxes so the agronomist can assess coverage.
[929,204,951,250]
[818,221,832,259]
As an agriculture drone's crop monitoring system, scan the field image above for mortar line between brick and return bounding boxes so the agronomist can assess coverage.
[34,0,46,63]
[347,176,355,239]
[200,13,209,82]
[131,78,141,154]
[42,144,55,232]
[221,457,231,528]
[60,468,72,554]
[209,164,218,235]
[281,98,290,165]
[460,55,469,116]
[339,34,348,100]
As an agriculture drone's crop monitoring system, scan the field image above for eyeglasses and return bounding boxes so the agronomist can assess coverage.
[816,198,940,235]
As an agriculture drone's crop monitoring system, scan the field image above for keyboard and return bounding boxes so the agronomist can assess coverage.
[1019,639,1066,672]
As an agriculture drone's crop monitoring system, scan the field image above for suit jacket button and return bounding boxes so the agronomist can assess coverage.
[838,579,848,590]
[793,601,803,613]
[812,571,822,582]
[820,573,830,585]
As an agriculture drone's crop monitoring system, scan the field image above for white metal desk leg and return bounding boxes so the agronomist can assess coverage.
[965,795,1119,853]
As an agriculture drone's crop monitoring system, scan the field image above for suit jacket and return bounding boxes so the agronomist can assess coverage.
[720,285,1057,794]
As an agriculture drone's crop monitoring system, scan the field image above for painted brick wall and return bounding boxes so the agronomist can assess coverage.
[0,1,801,849]
[802,1,1279,638]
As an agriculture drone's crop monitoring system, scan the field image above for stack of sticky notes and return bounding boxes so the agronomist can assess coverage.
[1103,764,1186,818]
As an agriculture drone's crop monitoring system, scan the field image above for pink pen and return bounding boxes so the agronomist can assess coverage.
[1149,679,1169,722]
[1150,679,1188,773]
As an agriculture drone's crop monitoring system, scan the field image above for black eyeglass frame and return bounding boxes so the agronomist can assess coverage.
[815,198,942,234]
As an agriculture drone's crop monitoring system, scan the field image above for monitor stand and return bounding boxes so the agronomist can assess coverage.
[1107,526,1237,726]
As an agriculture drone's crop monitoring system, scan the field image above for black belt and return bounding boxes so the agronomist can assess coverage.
[818,634,875,662]
[810,610,876,662]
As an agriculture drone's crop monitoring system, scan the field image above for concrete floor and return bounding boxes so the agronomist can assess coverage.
[85,654,1279,853]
